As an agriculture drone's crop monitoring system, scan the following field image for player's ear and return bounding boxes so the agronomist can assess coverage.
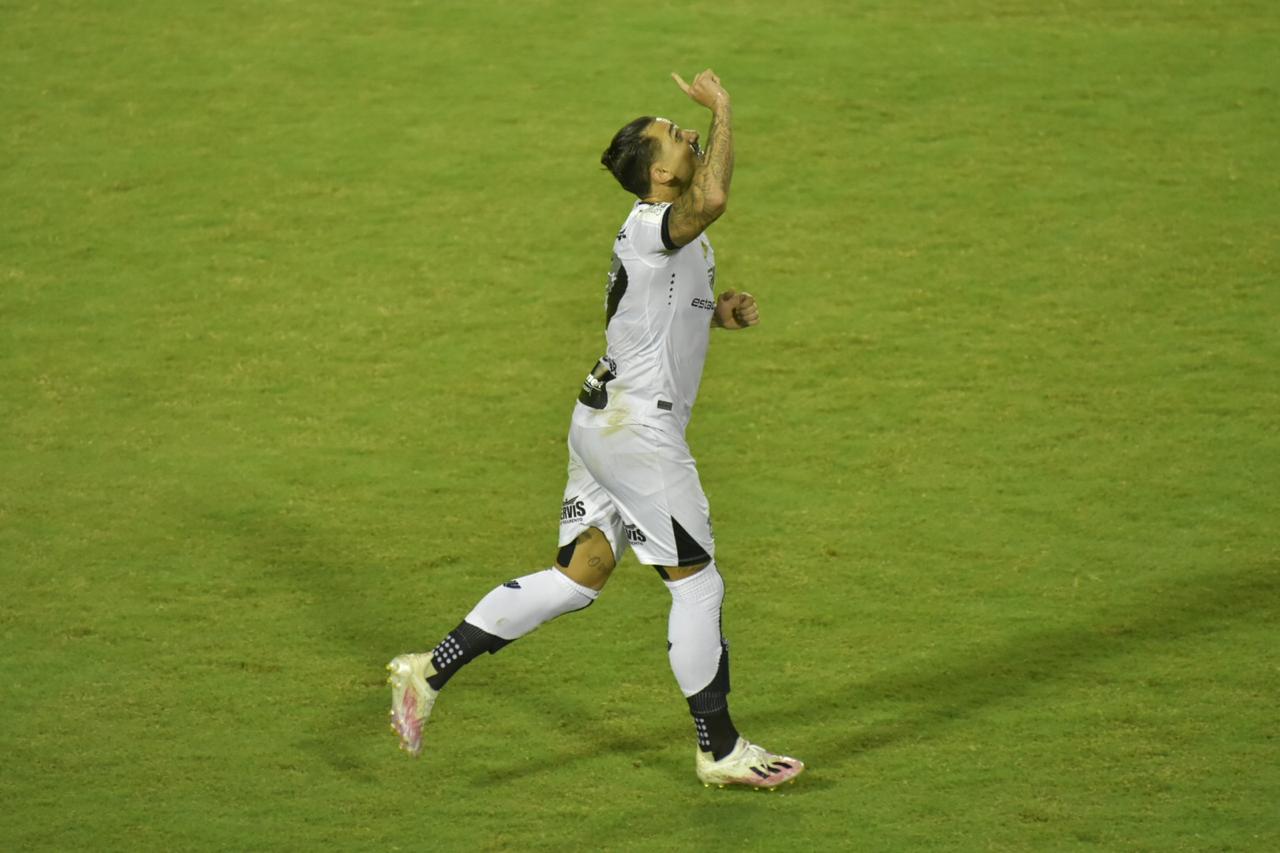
[651,162,674,188]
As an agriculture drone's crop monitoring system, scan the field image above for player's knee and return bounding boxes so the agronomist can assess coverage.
[654,560,710,581]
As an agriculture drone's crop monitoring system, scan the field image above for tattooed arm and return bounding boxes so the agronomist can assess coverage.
[667,69,733,247]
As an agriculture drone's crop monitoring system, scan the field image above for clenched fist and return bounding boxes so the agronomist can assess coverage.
[713,290,759,330]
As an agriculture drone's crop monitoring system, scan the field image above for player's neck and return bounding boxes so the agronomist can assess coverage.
[642,185,685,205]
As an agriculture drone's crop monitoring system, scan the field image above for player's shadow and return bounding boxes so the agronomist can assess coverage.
[216,500,694,786]
[457,561,1279,790]
[795,560,1278,765]
[207,503,444,781]
[214,497,1278,788]
[213,501,668,785]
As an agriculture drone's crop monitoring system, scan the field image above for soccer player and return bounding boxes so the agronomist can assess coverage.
[387,69,804,790]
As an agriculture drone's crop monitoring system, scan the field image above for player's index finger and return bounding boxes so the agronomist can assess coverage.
[671,71,691,93]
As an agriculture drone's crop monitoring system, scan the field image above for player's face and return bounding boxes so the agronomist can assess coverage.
[646,118,702,186]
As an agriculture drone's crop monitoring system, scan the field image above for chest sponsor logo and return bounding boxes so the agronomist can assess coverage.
[624,523,648,544]
[691,297,715,311]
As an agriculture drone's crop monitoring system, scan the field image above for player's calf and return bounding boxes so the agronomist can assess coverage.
[388,565,602,755]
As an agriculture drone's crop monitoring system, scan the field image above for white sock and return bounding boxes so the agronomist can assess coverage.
[464,568,599,641]
[665,561,725,697]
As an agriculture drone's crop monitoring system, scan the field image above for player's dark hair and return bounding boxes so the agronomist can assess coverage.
[601,116,658,198]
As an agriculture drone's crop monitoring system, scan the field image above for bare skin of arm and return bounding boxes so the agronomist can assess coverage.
[667,70,733,247]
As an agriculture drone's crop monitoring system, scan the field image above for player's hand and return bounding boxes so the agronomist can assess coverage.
[672,69,730,110]
[714,290,758,330]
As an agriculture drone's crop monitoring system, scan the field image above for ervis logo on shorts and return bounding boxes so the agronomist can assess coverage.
[561,496,587,523]
[624,524,647,544]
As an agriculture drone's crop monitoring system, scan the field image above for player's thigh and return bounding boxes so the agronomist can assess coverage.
[556,527,618,590]
[557,438,626,589]
[571,423,715,574]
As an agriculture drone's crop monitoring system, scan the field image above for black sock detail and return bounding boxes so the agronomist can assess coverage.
[426,620,509,690]
[693,709,739,760]
[686,639,730,712]
[454,620,510,653]
[687,640,736,758]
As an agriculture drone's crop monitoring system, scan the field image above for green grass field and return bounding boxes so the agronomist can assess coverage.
[3,1,1278,850]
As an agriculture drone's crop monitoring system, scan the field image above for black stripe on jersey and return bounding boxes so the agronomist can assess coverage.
[660,205,678,251]
[605,254,628,327]
[672,516,712,567]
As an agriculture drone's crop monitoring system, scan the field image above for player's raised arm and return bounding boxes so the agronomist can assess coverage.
[667,69,733,247]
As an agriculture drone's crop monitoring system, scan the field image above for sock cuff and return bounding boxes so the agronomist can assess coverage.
[688,690,729,715]
[454,620,509,654]
[663,560,722,601]
[551,567,600,601]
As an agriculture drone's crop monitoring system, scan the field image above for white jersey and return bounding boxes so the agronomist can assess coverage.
[573,201,716,436]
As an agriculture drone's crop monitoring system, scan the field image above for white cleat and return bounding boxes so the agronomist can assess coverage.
[695,737,805,790]
[386,653,439,757]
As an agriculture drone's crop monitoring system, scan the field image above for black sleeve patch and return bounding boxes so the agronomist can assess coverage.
[659,204,679,251]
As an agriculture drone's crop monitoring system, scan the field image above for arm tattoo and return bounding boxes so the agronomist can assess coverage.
[669,101,733,244]
[703,107,734,192]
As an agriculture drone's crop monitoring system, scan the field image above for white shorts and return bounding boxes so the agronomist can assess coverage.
[559,421,715,568]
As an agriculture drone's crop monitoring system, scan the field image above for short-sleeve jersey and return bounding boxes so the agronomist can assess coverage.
[572,201,717,436]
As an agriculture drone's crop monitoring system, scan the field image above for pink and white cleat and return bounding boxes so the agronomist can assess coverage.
[696,737,805,790]
[386,653,439,757]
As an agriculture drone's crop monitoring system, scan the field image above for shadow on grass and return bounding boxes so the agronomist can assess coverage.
[211,505,451,779]
[216,501,1278,788]
[217,503,677,784]
[805,560,1279,764]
